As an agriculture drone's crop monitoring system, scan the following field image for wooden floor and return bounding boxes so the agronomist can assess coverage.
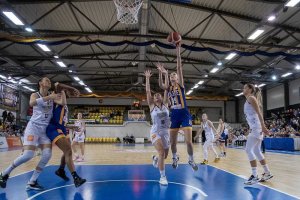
[1,143,300,198]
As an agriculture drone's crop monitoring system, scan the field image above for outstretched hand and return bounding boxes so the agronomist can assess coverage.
[156,63,168,75]
[144,70,152,78]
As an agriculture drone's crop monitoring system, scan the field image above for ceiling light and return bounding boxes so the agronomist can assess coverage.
[267,15,276,21]
[217,61,222,66]
[235,92,243,97]
[210,67,219,73]
[197,80,204,85]
[272,75,277,80]
[295,65,300,70]
[204,74,208,77]
[192,85,199,89]
[25,27,33,32]
[73,76,80,81]
[20,78,30,83]
[85,87,92,93]
[186,90,193,95]
[23,86,35,92]
[56,61,66,67]
[9,79,17,84]
[54,55,59,59]
[69,70,73,73]
[2,11,24,25]
[78,81,85,86]
[258,83,266,88]
[285,0,300,7]
[281,72,292,77]
[37,44,51,52]
[225,53,237,60]
[248,29,265,40]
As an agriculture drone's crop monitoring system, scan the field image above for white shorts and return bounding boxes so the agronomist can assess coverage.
[23,121,51,146]
[73,133,85,143]
[150,131,170,149]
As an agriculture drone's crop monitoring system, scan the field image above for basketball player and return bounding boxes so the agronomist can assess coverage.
[0,77,59,190]
[217,118,227,157]
[46,84,86,187]
[71,113,86,162]
[157,42,198,171]
[194,113,220,165]
[144,69,169,186]
[243,84,273,185]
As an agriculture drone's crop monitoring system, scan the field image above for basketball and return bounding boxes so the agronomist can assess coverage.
[167,32,182,45]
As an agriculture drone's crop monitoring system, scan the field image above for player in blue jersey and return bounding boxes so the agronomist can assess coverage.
[157,42,198,171]
[46,83,86,187]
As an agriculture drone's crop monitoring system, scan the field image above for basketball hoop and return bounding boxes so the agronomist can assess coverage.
[113,0,143,24]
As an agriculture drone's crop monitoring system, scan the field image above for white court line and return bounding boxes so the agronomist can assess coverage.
[208,165,300,200]
[26,179,208,200]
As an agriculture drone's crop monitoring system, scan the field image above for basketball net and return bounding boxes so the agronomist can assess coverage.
[113,0,143,24]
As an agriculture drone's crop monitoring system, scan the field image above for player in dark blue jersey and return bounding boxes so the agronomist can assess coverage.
[46,83,86,187]
[157,42,198,171]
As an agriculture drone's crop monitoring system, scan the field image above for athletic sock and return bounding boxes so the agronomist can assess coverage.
[251,167,257,177]
[262,164,270,174]
[172,153,177,159]
[188,155,194,162]
[160,170,165,177]
[29,170,42,184]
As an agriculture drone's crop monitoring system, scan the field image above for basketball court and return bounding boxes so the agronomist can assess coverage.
[0,0,300,199]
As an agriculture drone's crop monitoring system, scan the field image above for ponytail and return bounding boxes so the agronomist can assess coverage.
[246,83,263,111]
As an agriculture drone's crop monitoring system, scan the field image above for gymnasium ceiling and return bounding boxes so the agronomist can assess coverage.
[0,0,299,98]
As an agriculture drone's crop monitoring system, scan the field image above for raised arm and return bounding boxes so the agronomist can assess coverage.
[144,70,154,108]
[156,63,169,91]
[176,44,184,87]
[29,91,59,107]
[54,90,67,106]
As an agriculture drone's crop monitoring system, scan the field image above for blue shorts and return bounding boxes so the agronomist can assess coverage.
[46,124,67,143]
[170,109,192,130]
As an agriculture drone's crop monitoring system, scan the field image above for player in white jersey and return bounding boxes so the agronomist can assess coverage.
[194,113,220,165]
[144,69,170,186]
[243,84,273,185]
[71,113,86,162]
[0,77,61,190]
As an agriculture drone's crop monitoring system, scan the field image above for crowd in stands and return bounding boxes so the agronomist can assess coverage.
[265,108,300,138]
[1,110,24,137]
[71,106,125,124]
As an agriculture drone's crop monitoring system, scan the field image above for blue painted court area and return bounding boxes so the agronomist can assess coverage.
[0,165,298,200]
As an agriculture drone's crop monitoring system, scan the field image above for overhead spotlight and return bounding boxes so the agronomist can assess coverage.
[217,61,222,66]
[204,74,208,77]
[267,15,276,21]
[272,75,277,80]
[85,87,92,93]
[54,55,59,59]
[295,65,300,70]
[25,27,33,32]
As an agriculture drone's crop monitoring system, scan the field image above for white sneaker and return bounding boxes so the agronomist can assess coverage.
[159,176,168,186]
[152,155,158,168]
[244,175,259,185]
[259,172,273,182]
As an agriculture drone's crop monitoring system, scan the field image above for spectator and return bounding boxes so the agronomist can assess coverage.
[2,110,7,123]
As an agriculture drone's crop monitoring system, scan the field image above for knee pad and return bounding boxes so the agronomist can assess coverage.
[37,148,52,169]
